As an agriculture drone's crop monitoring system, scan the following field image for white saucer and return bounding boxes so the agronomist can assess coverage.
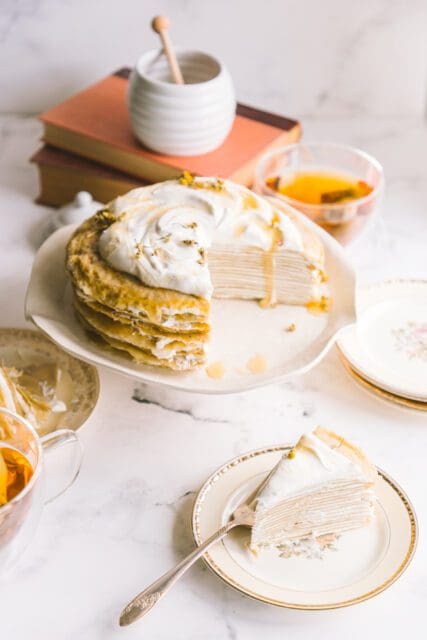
[192,446,417,610]
[0,327,99,434]
[337,280,427,402]
[25,214,355,394]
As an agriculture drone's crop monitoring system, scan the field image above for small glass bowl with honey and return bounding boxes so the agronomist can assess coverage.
[254,142,384,244]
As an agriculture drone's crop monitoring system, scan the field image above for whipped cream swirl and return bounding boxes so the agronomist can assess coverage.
[256,432,367,511]
[99,178,303,298]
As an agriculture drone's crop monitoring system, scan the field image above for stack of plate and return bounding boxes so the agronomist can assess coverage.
[337,280,427,412]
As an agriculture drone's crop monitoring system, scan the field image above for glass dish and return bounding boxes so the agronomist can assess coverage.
[254,142,384,244]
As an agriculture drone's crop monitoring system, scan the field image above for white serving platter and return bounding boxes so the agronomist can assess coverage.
[26,214,355,394]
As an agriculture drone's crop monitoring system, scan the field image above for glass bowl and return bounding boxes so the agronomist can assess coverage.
[254,142,384,244]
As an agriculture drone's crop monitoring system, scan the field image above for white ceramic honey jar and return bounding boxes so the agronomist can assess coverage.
[128,49,236,156]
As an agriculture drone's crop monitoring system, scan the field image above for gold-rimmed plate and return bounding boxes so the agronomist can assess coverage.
[0,328,99,434]
[192,446,417,610]
[339,353,427,413]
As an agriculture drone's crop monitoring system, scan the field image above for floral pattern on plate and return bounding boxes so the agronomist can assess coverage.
[392,321,427,363]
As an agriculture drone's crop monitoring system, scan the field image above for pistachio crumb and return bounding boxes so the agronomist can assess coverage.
[179,170,194,186]
[180,175,225,193]
[197,247,206,265]
[94,209,117,229]
[134,242,144,259]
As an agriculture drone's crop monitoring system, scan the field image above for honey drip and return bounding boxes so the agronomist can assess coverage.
[0,446,33,506]
[308,264,328,283]
[205,362,226,379]
[306,296,331,315]
[259,218,283,309]
[246,354,267,374]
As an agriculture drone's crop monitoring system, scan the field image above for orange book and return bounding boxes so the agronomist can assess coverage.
[39,68,301,186]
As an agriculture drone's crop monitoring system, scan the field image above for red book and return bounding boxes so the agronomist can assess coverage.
[31,145,146,207]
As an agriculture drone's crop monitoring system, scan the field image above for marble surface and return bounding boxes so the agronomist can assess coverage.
[0,112,426,639]
[1,0,427,118]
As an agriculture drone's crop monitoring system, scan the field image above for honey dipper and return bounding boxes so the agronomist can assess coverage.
[151,15,184,84]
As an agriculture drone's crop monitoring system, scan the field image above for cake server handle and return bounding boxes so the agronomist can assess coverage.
[119,520,237,626]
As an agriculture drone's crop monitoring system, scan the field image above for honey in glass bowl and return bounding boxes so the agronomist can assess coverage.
[255,143,384,244]
[267,171,373,207]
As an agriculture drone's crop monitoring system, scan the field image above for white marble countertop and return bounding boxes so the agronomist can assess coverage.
[0,114,426,639]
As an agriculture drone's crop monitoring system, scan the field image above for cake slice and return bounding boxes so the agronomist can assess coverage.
[251,427,377,557]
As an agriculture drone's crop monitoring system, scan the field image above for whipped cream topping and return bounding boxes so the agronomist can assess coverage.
[98,178,303,298]
[256,432,367,510]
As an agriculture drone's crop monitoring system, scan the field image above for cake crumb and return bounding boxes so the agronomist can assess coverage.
[206,361,226,379]
[285,323,296,332]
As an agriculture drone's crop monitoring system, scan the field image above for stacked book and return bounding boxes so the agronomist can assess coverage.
[33,68,301,206]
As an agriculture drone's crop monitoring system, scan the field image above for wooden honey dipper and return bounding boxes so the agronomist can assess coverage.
[151,15,184,84]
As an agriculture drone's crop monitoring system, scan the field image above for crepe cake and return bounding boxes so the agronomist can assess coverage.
[66,174,327,371]
[251,427,377,558]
